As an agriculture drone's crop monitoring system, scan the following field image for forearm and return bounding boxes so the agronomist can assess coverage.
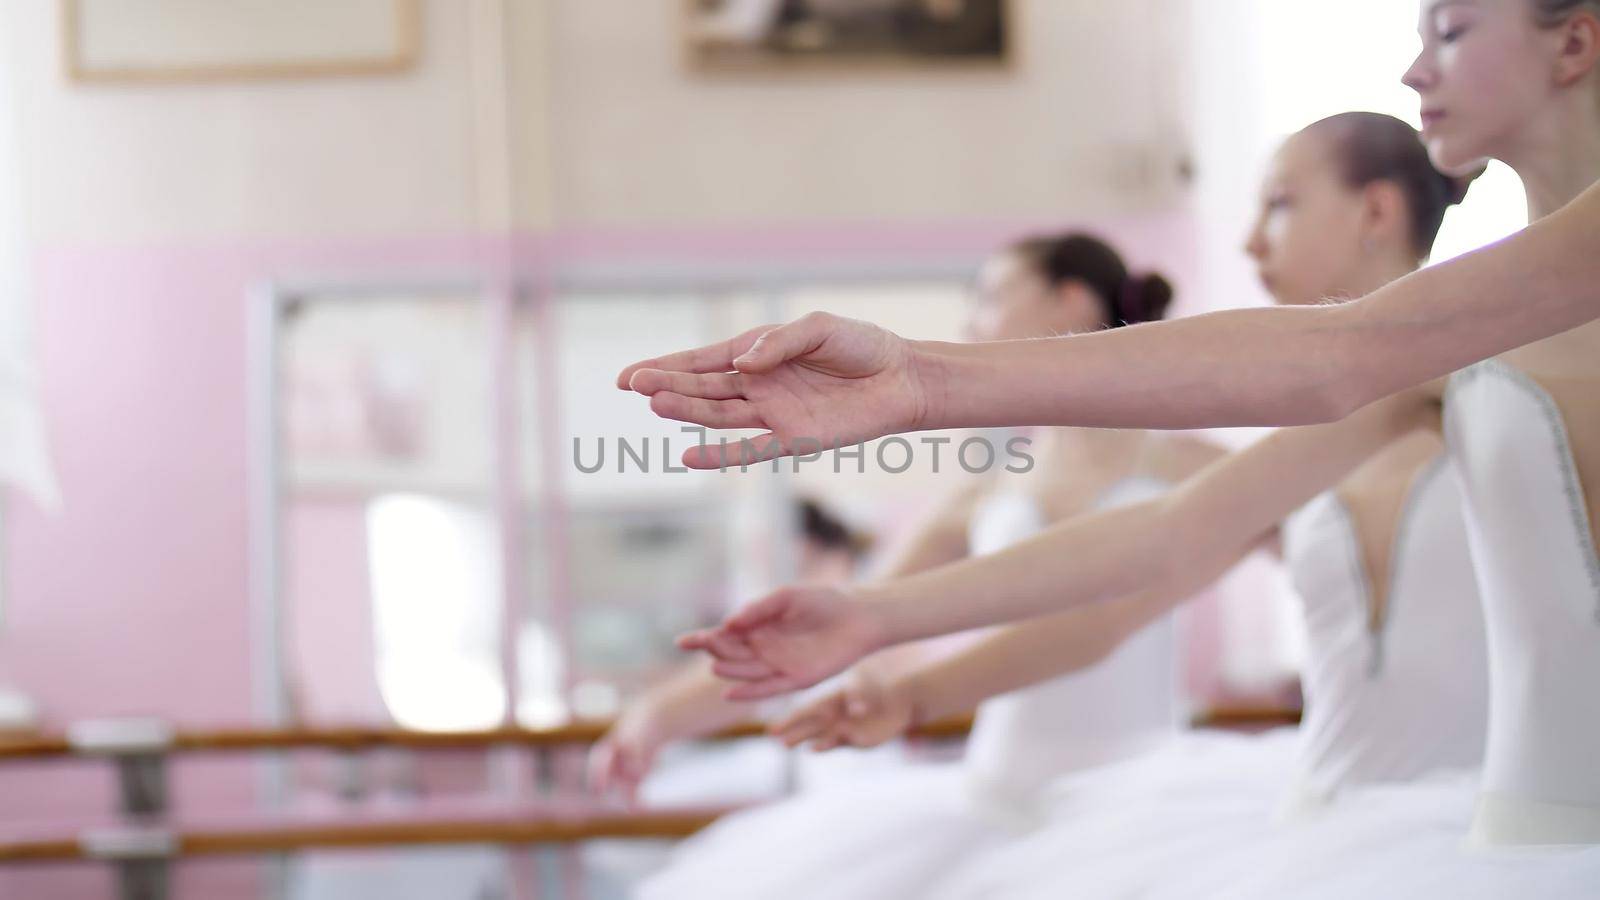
[913,181,1600,432]
[900,544,1257,724]
[900,594,1163,724]
[858,497,1181,646]
[637,661,759,739]
[915,304,1354,431]
[859,393,1431,646]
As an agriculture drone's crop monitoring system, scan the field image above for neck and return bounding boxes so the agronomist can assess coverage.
[1500,96,1600,219]
[1343,257,1419,299]
[1041,426,1148,473]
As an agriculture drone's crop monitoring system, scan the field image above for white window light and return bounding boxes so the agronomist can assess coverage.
[366,494,505,732]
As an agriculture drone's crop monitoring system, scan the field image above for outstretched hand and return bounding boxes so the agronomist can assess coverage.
[676,584,889,701]
[770,667,916,752]
[586,706,667,807]
[617,312,940,469]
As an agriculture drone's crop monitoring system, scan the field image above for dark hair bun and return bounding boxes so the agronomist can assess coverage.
[1009,232,1175,329]
[1120,273,1174,326]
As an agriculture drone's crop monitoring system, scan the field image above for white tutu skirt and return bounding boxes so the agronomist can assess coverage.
[638,762,1019,900]
[931,731,1600,900]
[641,730,1280,900]
[641,727,1600,900]
[926,728,1300,900]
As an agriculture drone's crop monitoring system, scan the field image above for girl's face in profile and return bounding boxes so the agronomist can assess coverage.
[1244,132,1372,307]
[1404,0,1567,173]
[964,253,1105,342]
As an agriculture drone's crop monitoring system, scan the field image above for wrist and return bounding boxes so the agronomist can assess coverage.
[908,339,957,432]
[630,683,718,744]
[893,668,937,729]
[850,583,909,652]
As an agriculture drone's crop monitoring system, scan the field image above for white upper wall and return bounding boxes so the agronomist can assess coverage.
[6,0,487,242]
[5,0,1191,243]
[540,0,1189,226]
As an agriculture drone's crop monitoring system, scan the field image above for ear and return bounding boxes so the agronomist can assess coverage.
[1053,280,1107,328]
[1552,10,1600,88]
[1360,180,1410,252]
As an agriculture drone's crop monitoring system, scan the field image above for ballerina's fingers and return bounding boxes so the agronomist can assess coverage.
[723,592,792,631]
[616,753,646,806]
[841,719,888,749]
[587,742,617,794]
[710,658,780,681]
[723,674,808,702]
[590,742,640,804]
[648,392,765,431]
[677,627,756,662]
[730,314,835,374]
[628,369,746,401]
[810,733,845,753]
[771,699,842,746]
[681,432,789,470]
[615,324,773,390]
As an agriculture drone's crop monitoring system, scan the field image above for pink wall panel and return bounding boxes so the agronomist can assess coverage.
[0,213,1211,897]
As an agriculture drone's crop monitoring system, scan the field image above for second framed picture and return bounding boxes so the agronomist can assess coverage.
[685,0,1013,72]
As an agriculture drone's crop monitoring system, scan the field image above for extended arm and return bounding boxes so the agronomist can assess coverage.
[684,388,1439,698]
[623,181,1597,467]
[773,547,1251,750]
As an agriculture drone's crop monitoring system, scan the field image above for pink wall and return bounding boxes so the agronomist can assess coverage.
[0,213,1206,896]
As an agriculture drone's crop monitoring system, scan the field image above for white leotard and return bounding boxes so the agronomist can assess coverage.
[1445,359,1600,845]
[964,476,1179,824]
[1280,455,1487,811]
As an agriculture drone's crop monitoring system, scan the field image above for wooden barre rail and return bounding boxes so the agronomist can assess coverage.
[0,716,980,761]
[0,811,732,864]
[0,707,1302,867]
[0,706,1300,762]
[1190,705,1302,730]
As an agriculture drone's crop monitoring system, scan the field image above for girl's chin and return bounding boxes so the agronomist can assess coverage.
[1426,137,1490,177]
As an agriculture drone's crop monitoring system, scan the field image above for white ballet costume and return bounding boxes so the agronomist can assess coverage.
[637,477,1182,900]
[1279,455,1486,813]
[1139,361,1600,898]
[928,454,1494,899]
[1446,361,1600,845]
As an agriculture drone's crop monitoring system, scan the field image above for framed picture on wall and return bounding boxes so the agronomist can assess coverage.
[685,0,1013,72]
[61,0,421,84]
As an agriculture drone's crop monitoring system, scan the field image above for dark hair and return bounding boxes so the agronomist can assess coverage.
[1303,112,1480,262]
[797,498,870,558]
[1009,232,1174,329]
[1533,0,1600,27]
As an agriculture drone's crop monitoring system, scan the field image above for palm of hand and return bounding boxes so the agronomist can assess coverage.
[588,713,663,802]
[775,673,913,749]
[744,596,879,691]
[841,695,913,748]
[738,354,924,453]
[627,313,935,468]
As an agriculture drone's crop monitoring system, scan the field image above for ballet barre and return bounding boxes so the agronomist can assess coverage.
[1190,704,1302,730]
[0,808,733,900]
[0,704,1293,763]
[0,718,978,900]
[0,715,978,762]
[0,716,980,820]
[0,808,733,864]
[0,707,1296,899]
[0,708,1292,820]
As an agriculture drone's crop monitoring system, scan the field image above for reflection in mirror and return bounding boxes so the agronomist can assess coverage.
[516,281,979,737]
[278,290,499,738]
[263,276,977,759]
[517,291,773,727]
